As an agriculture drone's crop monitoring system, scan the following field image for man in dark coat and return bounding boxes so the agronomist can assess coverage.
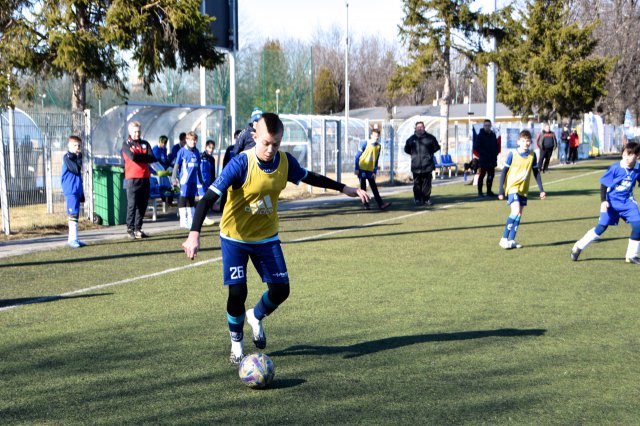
[404,121,441,206]
[472,119,501,197]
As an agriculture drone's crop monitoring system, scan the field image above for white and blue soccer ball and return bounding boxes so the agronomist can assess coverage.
[238,353,275,389]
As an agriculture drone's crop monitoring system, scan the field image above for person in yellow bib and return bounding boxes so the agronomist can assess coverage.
[181,113,370,365]
[497,129,546,249]
[354,128,392,210]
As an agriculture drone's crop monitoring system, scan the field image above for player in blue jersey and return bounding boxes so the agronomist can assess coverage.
[61,135,86,248]
[497,130,546,249]
[571,142,640,263]
[172,131,203,229]
[198,139,216,197]
[354,128,392,210]
[181,113,369,365]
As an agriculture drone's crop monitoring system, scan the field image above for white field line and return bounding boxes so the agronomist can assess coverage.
[2,169,598,312]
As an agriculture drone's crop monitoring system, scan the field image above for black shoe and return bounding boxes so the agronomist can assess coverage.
[487,191,495,197]
[626,257,640,264]
[127,230,136,240]
[414,199,422,206]
[478,192,485,198]
[379,202,392,211]
[425,200,433,206]
[363,203,371,210]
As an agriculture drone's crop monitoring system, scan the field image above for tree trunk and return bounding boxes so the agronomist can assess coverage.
[71,71,86,135]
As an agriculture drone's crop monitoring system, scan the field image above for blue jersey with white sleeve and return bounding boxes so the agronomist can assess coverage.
[175,147,201,197]
[600,161,640,208]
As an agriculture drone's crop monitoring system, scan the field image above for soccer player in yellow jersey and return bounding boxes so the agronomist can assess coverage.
[182,113,370,365]
[497,129,546,249]
[354,128,392,210]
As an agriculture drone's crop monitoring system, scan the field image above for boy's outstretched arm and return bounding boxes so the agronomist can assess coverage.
[301,171,370,204]
[182,189,221,259]
[532,168,546,199]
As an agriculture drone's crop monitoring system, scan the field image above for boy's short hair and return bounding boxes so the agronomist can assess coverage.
[519,129,532,140]
[179,132,187,140]
[205,139,215,147]
[261,112,284,136]
[158,135,168,144]
[68,135,82,144]
[186,131,198,140]
[233,129,242,138]
[623,141,640,155]
[370,128,380,136]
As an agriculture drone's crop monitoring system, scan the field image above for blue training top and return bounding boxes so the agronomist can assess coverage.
[600,160,640,207]
[61,151,84,197]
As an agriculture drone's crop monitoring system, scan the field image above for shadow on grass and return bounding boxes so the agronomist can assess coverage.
[283,216,596,245]
[270,328,546,359]
[0,292,113,309]
[266,378,306,389]
[0,246,220,268]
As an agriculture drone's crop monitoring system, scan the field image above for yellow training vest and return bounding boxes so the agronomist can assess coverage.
[504,150,535,197]
[358,143,381,172]
[220,150,289,242]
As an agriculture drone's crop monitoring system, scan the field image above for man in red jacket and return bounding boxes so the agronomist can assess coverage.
[122,121,156,239]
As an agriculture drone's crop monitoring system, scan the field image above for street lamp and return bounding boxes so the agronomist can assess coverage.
[40,93,46,109]
[468,78,474,140]
[276,88,280,114]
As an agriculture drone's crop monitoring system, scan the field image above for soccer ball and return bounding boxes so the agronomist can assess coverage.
[238,353,275,389]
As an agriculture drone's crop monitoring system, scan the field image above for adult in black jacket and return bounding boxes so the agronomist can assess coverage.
[536,124,557,173]
[472,119,501,197]
[404,121,441,206]
[232,108,263,156]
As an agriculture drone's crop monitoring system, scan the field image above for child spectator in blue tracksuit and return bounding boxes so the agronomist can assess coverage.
[198,140,216,197]
[572,141,640,263]
[152,135,171,169]
[61,135,86,248]
[354,128,392,210]
[172,131,202,229]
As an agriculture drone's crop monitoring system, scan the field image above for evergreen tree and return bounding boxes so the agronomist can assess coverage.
[1,0,224,116]
[315,67,340,114]
[390,0,481,153]
[483,0,612,121]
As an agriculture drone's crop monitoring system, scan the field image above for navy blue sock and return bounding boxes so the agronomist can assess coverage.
[227,312,245,342]
[253,291,278,320]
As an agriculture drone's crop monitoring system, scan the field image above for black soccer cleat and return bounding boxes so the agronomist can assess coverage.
[570,246,582,262]
[625,257,640,264]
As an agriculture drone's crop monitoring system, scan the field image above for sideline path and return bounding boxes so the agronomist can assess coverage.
[3,181,461,259]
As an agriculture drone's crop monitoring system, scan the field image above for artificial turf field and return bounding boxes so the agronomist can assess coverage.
[2,158,639,425]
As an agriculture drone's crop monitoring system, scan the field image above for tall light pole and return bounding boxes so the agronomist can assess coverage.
[468,78,474,139]
[276,88,280,114]
[486,0,497,124]
[40,93,46,110]
[342,0,349,184]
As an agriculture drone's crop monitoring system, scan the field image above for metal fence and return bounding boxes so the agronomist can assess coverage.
[0,109,90,235]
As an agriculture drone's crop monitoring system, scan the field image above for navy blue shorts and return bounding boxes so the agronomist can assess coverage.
[65,194,81,216]
[220,238,289,286]
[507,193,527,206]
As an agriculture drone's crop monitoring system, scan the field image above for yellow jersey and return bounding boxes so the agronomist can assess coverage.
[357,142,381,172]
[220,150,289,242]
[504,150,535,197]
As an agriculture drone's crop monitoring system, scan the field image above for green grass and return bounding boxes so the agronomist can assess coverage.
[2,158,640,424]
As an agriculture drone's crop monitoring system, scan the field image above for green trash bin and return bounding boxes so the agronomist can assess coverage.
[93,165,127,226]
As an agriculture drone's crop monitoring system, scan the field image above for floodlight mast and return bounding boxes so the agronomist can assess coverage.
[486,0,497,124]
[342,0,349,184]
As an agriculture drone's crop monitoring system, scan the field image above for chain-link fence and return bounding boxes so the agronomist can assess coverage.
[0,109,90,235]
